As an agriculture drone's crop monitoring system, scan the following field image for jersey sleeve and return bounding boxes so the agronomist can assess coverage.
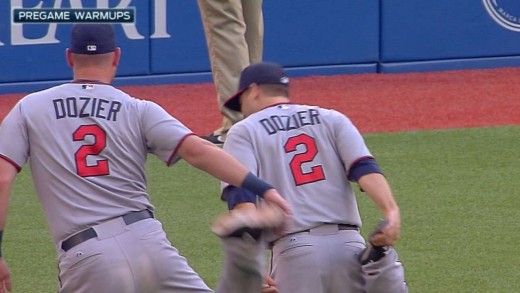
[0,101,29,170]
[140,101,194,165]
[330,110,373,175]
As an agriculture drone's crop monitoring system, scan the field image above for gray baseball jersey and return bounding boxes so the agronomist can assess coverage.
[222,102,408,293]
[0,82,191,245]
[223,103,370,241]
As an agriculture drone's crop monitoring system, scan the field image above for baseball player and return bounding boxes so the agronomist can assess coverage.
[0,25,290,293]
[211,62,408,292]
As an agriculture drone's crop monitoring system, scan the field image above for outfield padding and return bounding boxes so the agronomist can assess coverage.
[1,1,520,93]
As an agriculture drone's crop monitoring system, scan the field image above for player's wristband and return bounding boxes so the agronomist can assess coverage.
[241,172,274,198]
[0,230,3,258]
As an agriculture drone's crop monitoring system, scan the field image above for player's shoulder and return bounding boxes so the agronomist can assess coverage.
[316,105,350,118]
[307,104,340,114]
[291,103,347,119]
[132,98,165,111]
[228,116,251,133]
[26,82,130,97]
[294,104,356,130]
[24,84,63,98]
[226,112,261,140]
[16,84,65,105]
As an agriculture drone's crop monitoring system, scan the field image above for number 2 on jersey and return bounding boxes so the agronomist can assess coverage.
[284,133,325,185]
[73,124,109,177]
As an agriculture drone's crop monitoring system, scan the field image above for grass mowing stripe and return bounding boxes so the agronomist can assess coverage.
[4,126,519,292]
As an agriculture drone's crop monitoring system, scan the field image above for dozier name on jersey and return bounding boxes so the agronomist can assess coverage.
[259,109,321,135]
[53,97,122,121]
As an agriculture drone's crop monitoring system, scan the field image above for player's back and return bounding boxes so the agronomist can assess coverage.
[227,103,372,235]
[17,82,165,243]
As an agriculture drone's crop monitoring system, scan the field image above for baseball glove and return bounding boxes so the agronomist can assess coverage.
[359,219,390,265]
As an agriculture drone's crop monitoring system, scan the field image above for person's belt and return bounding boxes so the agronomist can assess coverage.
[293,223,359,234]
[269,223,358,249]
[344,224,359,230]
[61,209,154,252]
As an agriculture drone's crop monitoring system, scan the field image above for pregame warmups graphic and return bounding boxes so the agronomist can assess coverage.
[12,8,135,23]
[483,0,520,32]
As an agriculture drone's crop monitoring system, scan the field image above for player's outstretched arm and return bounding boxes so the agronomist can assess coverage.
[357,173,401,246]
[177,135,292,215]
[178,135,251,186]
[0,158,17,292]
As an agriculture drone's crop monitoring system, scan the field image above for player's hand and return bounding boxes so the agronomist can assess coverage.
[262,189,292,234]
[262,189,291,216]
[370,213,400,246]
[0,259,12,292]
[261,275,278,293]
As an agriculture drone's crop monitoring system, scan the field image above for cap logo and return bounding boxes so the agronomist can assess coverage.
[87,45,97,51]
[280,76,289,84]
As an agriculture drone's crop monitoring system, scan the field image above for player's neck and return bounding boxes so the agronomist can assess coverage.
[264,96,290,107]
[73,68,115,84]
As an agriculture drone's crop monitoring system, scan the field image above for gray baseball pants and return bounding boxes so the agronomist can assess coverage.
[57,215,265,292]
[270,224,408,293]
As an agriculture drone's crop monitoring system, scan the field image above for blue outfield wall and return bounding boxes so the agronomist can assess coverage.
[379,0,520,72]
[0,0,519,94]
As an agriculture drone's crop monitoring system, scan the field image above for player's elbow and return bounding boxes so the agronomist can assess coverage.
[0,159,18,188]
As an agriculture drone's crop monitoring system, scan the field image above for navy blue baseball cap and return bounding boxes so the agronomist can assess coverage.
[224,62,290,112]
[70,24,116,55]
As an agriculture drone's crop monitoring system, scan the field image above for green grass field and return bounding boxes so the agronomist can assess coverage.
[5,126,519,292]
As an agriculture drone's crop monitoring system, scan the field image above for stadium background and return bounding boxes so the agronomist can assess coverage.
[2,1,520,93]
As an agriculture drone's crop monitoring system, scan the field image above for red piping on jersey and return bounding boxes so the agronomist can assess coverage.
[0,154,22,173]
[166,133,197,165]
[347,155,374,177]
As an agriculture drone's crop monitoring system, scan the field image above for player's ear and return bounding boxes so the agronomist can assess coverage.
[250,83,260,99]
[65,48,74,68]
[112,47,121,66]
